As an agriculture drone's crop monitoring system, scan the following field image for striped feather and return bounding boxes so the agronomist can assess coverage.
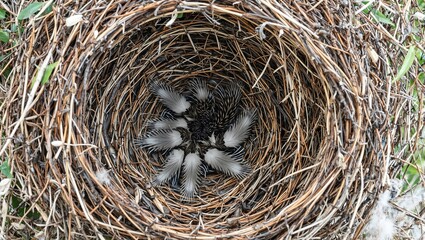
[134,129,183,152]
[154,149,185,184]
[182,152,202,198]
[204,147,250,179]
[213,82,241,131]
[223,109,256,147]
[148,117,188,130]
[189,79,210,101]
[150,81,190,114]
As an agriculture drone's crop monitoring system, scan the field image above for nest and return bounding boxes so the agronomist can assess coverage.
[2,0,422,239]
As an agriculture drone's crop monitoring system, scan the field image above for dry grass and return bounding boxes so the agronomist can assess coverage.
[0,0,423,239]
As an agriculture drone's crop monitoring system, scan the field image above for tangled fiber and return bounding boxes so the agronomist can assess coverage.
[1,0,423,239]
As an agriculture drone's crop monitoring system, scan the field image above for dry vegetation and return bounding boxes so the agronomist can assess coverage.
[0,0,423,239]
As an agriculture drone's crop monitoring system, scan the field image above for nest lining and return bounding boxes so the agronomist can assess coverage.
[2,1,415,239]
[80,13,349,237]
[88,14,312,226]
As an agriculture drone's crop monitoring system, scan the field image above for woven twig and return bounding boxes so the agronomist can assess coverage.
[1,0,423,239]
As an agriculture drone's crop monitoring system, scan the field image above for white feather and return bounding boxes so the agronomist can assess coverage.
[182,153,202,197]
[190,79,209,100]
[155,149,184,183]
[209,133,217,146]
[95,168,111,186]
[193,84,209,101]
[223,110,255,147]
[65,14,83,27]
[135,130,183,151]
[156,87,190,114]
[195,88,209,100]
[150,118,188,130]
[204,148,249,178]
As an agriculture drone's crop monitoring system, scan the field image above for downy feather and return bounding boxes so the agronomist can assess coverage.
[148,117,188,130]
[151,81,190,114]
[214,82,241,130]
[154,149,185,184]
[223,109,256,147]
[204,147,250,179]
[182,152,202,197]
[190,79,209,101]
[134,129,183,152]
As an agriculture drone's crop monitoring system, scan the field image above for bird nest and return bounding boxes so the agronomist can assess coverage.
[2,0,421,239]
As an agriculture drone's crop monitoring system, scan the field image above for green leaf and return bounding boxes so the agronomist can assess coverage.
[416,49,425,65]
[393,46,416,83]
[11,195,41,219]
[30,61,59,88]
[177,12,184,18]
[410,79,418,101]
[419,0,425,10]
[11,24,24,34]
[42,4,53,15]
[30,71,38,89]
[419,72,425,85]
[415,149,425,165]
[360,1,372,14]
[371,9,395,27]
[398,145,425,192]
[11,24,17,32]
[399,164,420,192]
[0,9,6,19]
[0,161,13,178]
[42,62,59,84]
[1,66,11,81]
[17,2,44,20]
[0,30,9,43]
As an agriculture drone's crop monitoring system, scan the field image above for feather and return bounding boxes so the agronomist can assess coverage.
[182,152,202,197]
[207,132,225,147]
[150,81,190,114]
[189,79,209,101]
[184,80,215,140]
[209,133,217,145]
[154,149,184,184]
[134,129,183,152]
[148,117,188,130]
[214,82,241,130]
[204,147,250,179]
[223,109,256,147]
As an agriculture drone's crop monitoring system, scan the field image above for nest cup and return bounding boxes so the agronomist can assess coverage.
[5,1,399,239]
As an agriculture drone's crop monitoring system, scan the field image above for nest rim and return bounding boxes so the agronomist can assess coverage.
[2,1,419,239]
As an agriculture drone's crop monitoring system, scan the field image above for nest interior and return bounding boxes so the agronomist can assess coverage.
[2,1,413,239]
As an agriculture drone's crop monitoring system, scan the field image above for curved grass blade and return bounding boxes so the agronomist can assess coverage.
[393,46,416,83]
[17,2,43,20]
